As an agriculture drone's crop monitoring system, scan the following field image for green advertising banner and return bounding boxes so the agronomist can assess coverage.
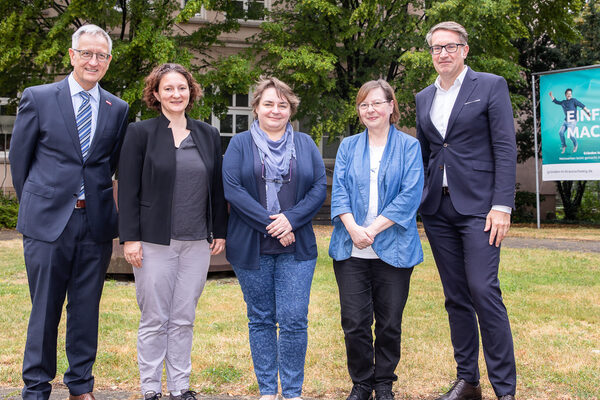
[539,67,600,180]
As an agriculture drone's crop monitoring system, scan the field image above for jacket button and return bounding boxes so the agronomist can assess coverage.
[443,143,448,147]
[439,165,444,170]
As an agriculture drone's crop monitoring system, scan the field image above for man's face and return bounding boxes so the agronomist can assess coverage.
[69,33,112,91]
[430,29,469,81]
[566,90,573,100]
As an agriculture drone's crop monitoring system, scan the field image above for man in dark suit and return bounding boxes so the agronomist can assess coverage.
[415,21,517,400]
[10,24,129,400]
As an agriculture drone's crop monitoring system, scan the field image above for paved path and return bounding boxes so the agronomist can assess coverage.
[0,387,256,400]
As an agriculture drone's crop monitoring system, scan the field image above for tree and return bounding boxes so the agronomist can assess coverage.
[0,0,255,119]
[513,0,595,221]
[240,0,536,143]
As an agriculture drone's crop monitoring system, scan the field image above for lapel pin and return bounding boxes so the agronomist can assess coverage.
[105,100,112,106]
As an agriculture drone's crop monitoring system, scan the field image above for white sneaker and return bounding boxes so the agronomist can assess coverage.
[260,395,277,400]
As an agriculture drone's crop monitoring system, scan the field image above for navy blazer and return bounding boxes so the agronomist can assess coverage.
[415,67,517,216]
[222,130,327,269]
[118,114,228,245]
[10,78,129,243]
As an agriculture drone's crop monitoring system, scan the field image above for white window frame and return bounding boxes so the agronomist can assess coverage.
[0,98,16,158]
[210,92,254,151]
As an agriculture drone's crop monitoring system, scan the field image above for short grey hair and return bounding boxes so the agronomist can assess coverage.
[426,21,468,46]
[72,24,112,54]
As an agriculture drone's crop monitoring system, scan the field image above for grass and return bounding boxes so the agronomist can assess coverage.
[0,226,599,399]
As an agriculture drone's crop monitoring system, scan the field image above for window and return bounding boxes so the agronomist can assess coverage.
[230,0,265,20]
[210,92,253,153]
[0,98,16,154]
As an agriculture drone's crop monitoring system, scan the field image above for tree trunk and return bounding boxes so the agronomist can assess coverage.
[556,180,587,221]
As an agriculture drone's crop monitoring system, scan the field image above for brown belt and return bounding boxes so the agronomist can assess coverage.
[75,199,86,209]
[442,187,450,196]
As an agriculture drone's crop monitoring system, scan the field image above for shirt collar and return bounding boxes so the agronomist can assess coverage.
[434,66,468,92]
[68,73,100,103]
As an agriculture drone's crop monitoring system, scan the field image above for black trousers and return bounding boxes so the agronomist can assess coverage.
[421,195,516,397]
[22,209,112,400]
[333,257,413,390]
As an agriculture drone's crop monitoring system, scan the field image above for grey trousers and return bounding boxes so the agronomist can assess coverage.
[133,240,211,394]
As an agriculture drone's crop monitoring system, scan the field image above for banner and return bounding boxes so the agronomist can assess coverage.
[539,67,600,181]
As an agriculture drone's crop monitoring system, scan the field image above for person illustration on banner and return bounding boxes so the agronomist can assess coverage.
[549,89,591,153]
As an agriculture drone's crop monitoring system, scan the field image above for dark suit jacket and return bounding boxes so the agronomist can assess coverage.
[118,114,227,245]
[415,67,517,216]
[9,78,129,243]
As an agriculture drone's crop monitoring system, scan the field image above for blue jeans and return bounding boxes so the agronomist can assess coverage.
[558,120,577,148]
[233,254,316,398]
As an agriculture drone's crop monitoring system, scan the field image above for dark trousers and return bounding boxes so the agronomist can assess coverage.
[333,257,413,391]
[22,209,112,400]
[421,195,516,397]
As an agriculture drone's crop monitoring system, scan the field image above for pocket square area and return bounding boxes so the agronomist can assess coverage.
[464,99,481,105]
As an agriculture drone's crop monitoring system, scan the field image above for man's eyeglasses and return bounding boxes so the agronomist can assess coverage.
[358,100,391,111]
[262,159,293,184]
[429,43,465,55]
[73,49,111,63]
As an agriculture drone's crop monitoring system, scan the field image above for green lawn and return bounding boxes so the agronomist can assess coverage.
[0,229,599,399]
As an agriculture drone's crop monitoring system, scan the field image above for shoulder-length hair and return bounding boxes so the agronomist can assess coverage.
[142,63,202,112]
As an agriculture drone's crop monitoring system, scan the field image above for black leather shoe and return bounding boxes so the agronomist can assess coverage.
[436,379,482,400]
[374,388,394,400]
[347,385,373,400]
[498,396,515,400]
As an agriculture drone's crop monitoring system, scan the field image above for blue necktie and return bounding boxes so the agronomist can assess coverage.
[76,91,92,197]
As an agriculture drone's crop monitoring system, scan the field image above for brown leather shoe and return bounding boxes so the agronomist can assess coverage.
[436,379,482,400]
[69,393,96,400]
[498,396,515,400]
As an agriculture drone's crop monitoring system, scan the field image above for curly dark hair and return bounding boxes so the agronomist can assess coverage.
[142,63,202,112]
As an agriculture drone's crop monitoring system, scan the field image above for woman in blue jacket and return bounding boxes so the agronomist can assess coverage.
[329,79,424,400]
[222,77,327,400]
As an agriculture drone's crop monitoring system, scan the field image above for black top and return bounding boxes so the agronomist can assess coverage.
[118,114,227,245]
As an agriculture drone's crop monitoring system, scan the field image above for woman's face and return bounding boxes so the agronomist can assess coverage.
[358,87,393,132]
[154,72,190,116]
[255,87,291,136]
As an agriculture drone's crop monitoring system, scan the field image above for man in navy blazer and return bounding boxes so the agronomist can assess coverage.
[415,22,517,400]
[10,25,129,400]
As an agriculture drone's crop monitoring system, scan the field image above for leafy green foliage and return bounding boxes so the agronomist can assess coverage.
[0,194,18,228]
[0,0,255,120]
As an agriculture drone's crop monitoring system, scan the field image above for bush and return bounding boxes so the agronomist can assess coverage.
[578,181,600,223]
[513,189,544,223]
[0,194,19,228]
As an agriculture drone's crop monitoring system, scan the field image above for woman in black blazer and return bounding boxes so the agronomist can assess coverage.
[118,63,227,400]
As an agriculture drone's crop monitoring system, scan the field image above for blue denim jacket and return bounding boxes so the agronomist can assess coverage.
[329,126,424,268]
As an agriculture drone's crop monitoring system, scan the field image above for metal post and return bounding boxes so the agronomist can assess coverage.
[532,74,541,229]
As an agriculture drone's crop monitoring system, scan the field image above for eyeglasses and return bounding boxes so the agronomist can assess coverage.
[358,100,391,111]
[261,158,293,184]
[429,43,465,55]
[72,49,111,62]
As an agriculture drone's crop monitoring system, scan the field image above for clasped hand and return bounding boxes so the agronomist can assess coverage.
[349,225,375,249]
[267,213,295,247]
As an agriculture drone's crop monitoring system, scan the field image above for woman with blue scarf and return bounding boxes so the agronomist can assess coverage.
[222,77,327,400]
[329,80,424,400]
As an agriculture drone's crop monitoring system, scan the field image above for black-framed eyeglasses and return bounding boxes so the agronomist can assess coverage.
[429,43,465,55]
[72,49,111,62]
[261,158,293,184]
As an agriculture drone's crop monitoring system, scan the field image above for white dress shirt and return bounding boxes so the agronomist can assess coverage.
[430,66,511,214]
